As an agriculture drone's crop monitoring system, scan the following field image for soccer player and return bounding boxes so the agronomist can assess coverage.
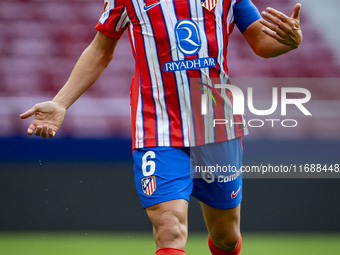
[20,1,302,254]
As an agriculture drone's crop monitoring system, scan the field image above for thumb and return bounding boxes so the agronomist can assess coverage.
[291,3,301,20]
[19,106,38,119]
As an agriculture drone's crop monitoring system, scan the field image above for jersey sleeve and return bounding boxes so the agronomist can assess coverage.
[95,0,129,39]
[233,0,261,33]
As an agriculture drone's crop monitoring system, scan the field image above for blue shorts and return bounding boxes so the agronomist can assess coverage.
[133,139,243,209]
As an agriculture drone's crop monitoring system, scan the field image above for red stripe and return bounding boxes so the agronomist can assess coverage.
[203,8,227,143]
[128,27,140,149]
[224,5,243,138]
[147,182,150,195]
[225,79,244,138]
[132,16,158,148]
[223,3,241,139]
[190,76,205,145]
[222,2,230,75]
[151,177,156,193]
[149,180,153,195]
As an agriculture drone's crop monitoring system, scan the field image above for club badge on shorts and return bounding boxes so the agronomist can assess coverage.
[142,176,157,196]
[201,0,218,11]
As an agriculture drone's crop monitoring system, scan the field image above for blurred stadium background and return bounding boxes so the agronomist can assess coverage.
[0,0,339,254]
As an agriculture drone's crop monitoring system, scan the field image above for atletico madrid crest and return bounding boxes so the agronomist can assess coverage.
[201,0,218,11]
[142,176,157,196]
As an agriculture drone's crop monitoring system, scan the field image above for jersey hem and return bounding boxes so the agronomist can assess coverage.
[95,23,124,39]
[192,193,242,209]
[132,133,248,150]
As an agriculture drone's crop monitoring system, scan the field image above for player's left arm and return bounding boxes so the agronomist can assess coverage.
[243,3,302,58]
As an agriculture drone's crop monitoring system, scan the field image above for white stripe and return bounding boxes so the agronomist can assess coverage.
[149,179,152,194]
[129,23,145,148]
[99,0,115,25]
[215,0,232,139]
[220,88,234,139]
[121,12,130,28]
[215,0,226,82]
[131,0,170,147]
[150,178,155,194]
[226,0,237,34]
[191,0,215,144]
[136,86,145,148]
[241,115,249,136]
[99,10,110,24]
[115,7,129,31]
[146,182,150,196]
[183,83,193,147]
[149,181,152,195]
[151,178,155,193]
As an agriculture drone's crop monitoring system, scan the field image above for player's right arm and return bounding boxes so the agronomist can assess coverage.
[19,32,119,138]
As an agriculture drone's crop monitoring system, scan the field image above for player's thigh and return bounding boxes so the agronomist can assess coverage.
[146,199,189,229]
[145,199,189,249]
[133,146,192,209]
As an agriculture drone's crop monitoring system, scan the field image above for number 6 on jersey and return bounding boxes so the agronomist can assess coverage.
[142,151,156,177]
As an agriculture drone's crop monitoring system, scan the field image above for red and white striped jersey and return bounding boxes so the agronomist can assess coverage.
[95,0,260,149]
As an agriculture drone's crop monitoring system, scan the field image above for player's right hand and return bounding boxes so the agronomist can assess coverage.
[19,101,66,139]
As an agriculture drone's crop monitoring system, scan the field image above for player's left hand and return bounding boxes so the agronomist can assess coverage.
[260,3,302,49]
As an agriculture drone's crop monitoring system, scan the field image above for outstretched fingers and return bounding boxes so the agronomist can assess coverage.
[35,126,43,137]
[260,4,302,48]
[260,18,286,39]
[261,8,292,35]
[19,107,37,119]
[41,126,56,139]
[291,3,301,20]
[19,101,62,138]
[41,126,48,139]
[48,127,55,138]
[27,123,36,135]
[28,124,56,138]
[261,26,285,43]
[266,7,290,23]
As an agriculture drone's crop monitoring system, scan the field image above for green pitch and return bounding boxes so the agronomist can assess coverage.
[0,232,339,255]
